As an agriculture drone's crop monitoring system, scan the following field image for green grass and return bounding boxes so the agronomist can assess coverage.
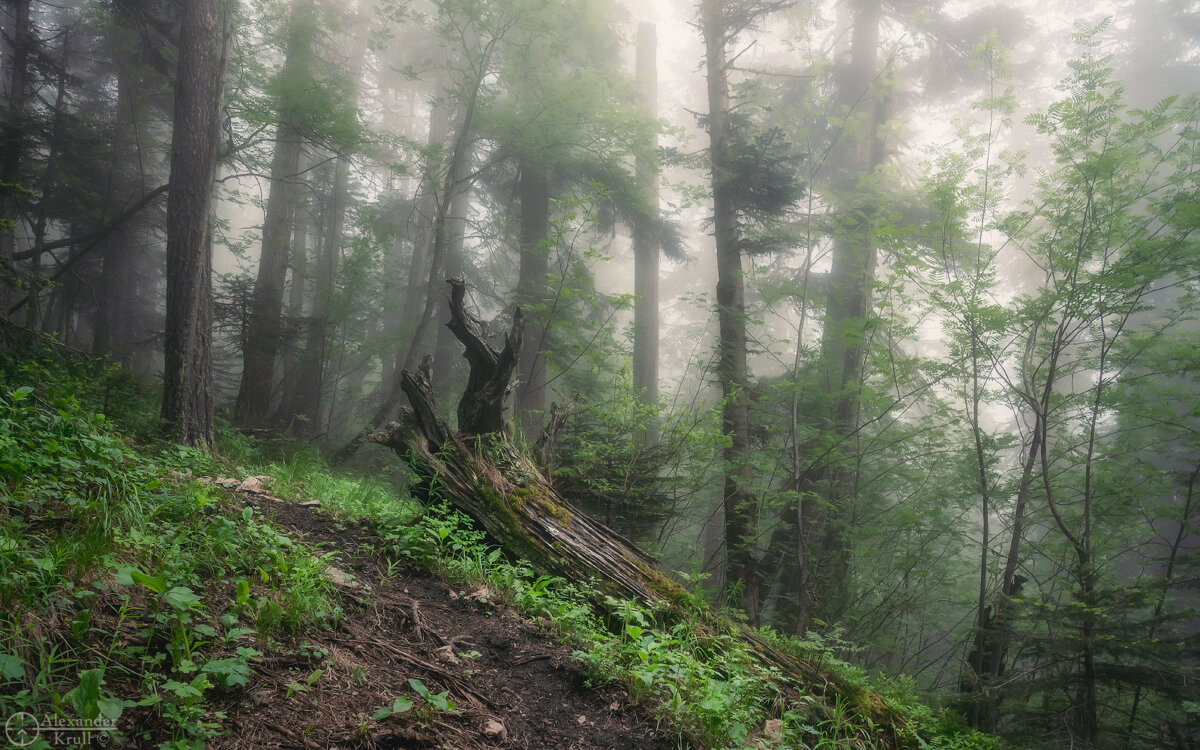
[0,343,999,750]
[0,368,340,749]
[265,449,420,525]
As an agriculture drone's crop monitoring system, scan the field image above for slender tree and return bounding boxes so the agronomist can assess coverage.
[0,0,33,318]
[235,0,317,427]
[699,0,797,622]
[631,21,660,438]
[513,158,551,434]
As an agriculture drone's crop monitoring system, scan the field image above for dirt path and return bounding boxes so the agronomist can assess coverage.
[216,487,674,750]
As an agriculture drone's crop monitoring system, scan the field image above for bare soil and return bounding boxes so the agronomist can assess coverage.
[213,486,676,750]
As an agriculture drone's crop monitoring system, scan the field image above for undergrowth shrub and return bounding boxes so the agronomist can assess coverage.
[0,367,340,749]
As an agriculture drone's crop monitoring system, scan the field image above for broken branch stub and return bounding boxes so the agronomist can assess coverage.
[445,277,523,436]
[367,279,681,606]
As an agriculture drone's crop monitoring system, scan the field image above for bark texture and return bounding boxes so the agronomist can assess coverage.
[160,0,231,447]
[370,279,672,604]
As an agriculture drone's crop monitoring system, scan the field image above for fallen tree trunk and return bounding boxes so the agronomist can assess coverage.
[369,279,915,746]
[369,278,685,605]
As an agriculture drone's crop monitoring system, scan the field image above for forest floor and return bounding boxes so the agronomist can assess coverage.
[213,479,675,750]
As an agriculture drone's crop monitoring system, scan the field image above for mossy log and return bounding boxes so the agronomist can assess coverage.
[369,280,685,605]
[368,279,917,747]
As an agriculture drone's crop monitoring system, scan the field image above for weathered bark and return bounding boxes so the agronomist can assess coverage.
[369,279,915,745]
[534,397,575,471]
[372,279,679,606]
[160,0,232,447]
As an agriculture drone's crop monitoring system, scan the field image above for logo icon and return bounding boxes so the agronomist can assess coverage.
[5,712,40,747]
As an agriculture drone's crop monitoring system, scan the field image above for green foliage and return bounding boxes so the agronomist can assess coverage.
[266,449,419,525]
[0,356,341,747]
[891,27,1200,747]
[365,495,997,749]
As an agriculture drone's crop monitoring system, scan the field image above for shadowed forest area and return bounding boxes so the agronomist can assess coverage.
[1,0,1198,748]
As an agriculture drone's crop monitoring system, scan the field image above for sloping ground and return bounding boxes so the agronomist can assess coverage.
[217,483,674,750]
[0,338,998,750]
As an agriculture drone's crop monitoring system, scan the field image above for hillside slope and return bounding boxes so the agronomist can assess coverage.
[0,343,999,749]
[218,477,674,749]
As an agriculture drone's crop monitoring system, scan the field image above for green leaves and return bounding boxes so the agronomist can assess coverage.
[129,569,167,594]
[165,586,203,611]
[161,674,211,704]
[408,677,459,714]
[0,652,27,680]
[201,650,257,688]
[284,668,323,699]
[370,678,457,720]
[63,668,132,722]
[371,695,414,720]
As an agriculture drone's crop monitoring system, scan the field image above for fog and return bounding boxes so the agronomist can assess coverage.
[3,0,1198,745]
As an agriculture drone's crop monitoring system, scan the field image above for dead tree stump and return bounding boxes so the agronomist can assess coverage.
[367,279,913,744]
[369,278,686,605]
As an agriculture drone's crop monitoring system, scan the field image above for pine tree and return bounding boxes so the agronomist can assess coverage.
[161,0,233,447]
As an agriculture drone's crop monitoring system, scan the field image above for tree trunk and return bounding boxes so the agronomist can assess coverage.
[25,34,71,333]
[514,160,550,436]
[701,0,760,623]
[372,278,684,603]
[94,29,146,365]
[291,153,347,436]
[161,0,232,447]
[271,196,313,425]
[394,87,453,381]
[821,0,883,428]
[632,22,660,435]
[234,0,315,427]
[794,0,886,627]
[0,0,32,319]
[431,179,471,403]
[333,59,484,463]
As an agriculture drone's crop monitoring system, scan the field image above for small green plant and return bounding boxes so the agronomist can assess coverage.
[285,668,324,699]
[407,677,460,714]
[201,647,262,689]
[371,694,414,721]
